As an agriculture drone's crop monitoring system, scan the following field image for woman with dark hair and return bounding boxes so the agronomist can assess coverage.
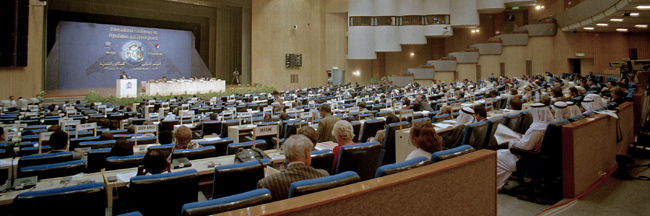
[110,139,133,157]
[609,86,627,105]
[137,149,170,175]
[406,126,443,161]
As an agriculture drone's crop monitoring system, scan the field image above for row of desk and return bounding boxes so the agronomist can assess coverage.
[141,79,226,96]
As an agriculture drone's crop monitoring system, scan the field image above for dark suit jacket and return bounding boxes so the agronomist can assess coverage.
[317,114,340,142]
[257,162,329,201]
[412,100,434,112]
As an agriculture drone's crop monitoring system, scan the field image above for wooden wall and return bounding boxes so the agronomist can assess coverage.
[0,0,45,100]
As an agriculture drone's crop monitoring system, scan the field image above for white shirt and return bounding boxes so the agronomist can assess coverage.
[405,148,432,161]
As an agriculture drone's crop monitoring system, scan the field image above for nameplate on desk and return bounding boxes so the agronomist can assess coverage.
[349,106,360,113]
[394,102,403,108]
[255,125,278,136]
[78,123,97,131]
[106,107,115,112]
[238,112,252,118]
[137,125,157,133]
[28,105,39,111]
[148,113,160,118]
[309,100,315,105]
[263,106,273,112]
[66,110,77,115]
[97,105,107,110]
[25,112,38,117]
[161,102,169,106]
[61,120,80,127]
[39,131,54,141]
[401,109,414,118]
[223,110,234,116]
[300,112,312,119]
[180,110,195,118]
[182,104,189,108]
[286,108,297,114]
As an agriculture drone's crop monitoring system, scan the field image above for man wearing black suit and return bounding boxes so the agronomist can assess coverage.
[411,94,433,112]
[120,71,129,79]
[257,135,329,201]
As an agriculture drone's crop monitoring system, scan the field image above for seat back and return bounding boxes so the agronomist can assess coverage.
[18,160,85,179]
[87,148,112,172]
[431,145,475,163]
[18,152,73,170]
[460,121,489,150]
[288,171,361,198]
[129,169,200,216]
[201,121,222,137]
[220,119,240,138]
[127,136,157,145]
[350,121,362,143]
[212,159,269,199]
[13,182,106,216]
[172,146,217,160]
[505,113,523,132]
[359,119,385,142]
[284,122,308,139]
[310,150,334,174]
[78,140,116,149]
[181,188,273,216]
[519,110,533,134]
[335,141,382,180]
[147,144,175,157]
[226,140,268,155]
[198,137,233,157]
[105,154,145,170]
[381,122,410,165]
[375,156,431,177]
[432,114,450,122]
[484,117,506,150]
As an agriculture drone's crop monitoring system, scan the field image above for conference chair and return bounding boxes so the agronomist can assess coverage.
[509,120,570,204]
[126,136,157,145]
[484,117,507,150]
[311,149,334,174]
[358,119,385,143]
[381,122,410,166]
[519,110,533,134]
[335,141,382,180]
[431,145,475,163]
[375,156,431,178]
[226,140,267,155]
[212,159,270,199]
[18,160,85,179]
[504,113,523,134]
[220,119,240,139]
[350,121,362,143]
[70,136,101,150]
[460,121,489,150]
[582,111,596,117]
[201,120,222,137]
[376,111,392,117]
[87,148,112,172]
[161,120,180,132]
[18,145,53,157]
[172,146,217,160]
[20,134,39,142]
[432,113,451,123]
[147,144,174,157]
[181,188,273,216]
[18,152,73,170]
[194,137,232,156]
[105,154,145,170]
[288,171,361,198]
[13,182,106,216]
[284,122,308,139]
[78,140,116,149]
[129,169,200,216]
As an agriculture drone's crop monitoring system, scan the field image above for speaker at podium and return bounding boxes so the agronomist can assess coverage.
[116,79,138,98]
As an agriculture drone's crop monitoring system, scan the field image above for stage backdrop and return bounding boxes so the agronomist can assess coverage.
[56,21,193,89]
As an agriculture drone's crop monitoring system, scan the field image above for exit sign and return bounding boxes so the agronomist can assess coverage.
[512,6,519,10]
[576,53,585,57]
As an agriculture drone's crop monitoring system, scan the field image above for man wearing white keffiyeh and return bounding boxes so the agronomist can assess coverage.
[552,102,571,121]
[496,103,554,190]
[566,101,582,117]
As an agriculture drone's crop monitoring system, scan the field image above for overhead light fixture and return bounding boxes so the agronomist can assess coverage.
[616,28,628,32]
[583,27,595,30]
[410,53,415,56]
[635,24,648,28]
[535,5,545,10]
[597,23,608,27]
[610,18,624,22]
[630,13,640,17]
[353,71,360,76]
[637,5,650,10]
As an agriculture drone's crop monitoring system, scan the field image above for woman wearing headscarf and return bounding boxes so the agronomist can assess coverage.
[496,103,554,190]
[441,107,475,148]
[552,102,571,121]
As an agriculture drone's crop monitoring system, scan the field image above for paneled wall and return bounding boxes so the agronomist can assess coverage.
[0,0,44,99]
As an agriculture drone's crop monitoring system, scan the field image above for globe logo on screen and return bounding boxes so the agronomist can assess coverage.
[121,40,147,66]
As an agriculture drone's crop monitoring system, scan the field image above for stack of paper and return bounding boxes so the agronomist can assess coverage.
[315,142,338,151]
[494,124,521,145]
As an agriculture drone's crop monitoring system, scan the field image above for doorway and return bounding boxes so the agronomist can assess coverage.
[568,58,595,75]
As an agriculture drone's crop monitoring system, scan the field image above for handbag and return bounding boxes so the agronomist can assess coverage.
[233,147,270,164]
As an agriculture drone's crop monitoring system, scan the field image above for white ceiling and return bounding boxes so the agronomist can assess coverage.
[562,0,650,32]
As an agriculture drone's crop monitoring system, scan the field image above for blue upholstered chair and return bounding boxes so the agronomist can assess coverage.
[18,160,85,179]
[226,140,267,155]
[13,182,106,216]
[18,152,73,170]
[105,154,145,170]
[380,122,410,166]
[484,117,507,150]
[460,121,489,150]
[432,113,451,123]
[376,111,392,117]
[87,148,112,172]
[431,145,475,163]
[69,136,100,150]
[181,188,273,216]
[212,159,270,199]
[198,137,233,157]
[375,156,431,178]
[310,149,334,174]
[172,146,217,160]
[288,171,361,198]
[518,110,533,134]
[350,121,362,143]
[567,115,585,122]
[116,212,143,216]
[335,141,382,180]
[126,136,157,145]
[201,120,222,137]
[505,113,523,132]
[129,169,200,216]
[78,139,116,149]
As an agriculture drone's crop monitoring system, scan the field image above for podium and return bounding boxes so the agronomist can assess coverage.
[116,79,137,98]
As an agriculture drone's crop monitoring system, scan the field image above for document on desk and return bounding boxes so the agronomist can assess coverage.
[494,124,521,145]
[116,171,138,183]
[315,142,338,151]
[442,120,456,124]
[434,123,454,129]
[203,136,221,141]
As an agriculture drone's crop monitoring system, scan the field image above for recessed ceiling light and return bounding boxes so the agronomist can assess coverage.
[584,27,595,30]
[635,24,648,28]
[616,28,628,32]
[630,13,640,17]
[610,18,624,22]
[597,23,608,27]
[637,5,650,10]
